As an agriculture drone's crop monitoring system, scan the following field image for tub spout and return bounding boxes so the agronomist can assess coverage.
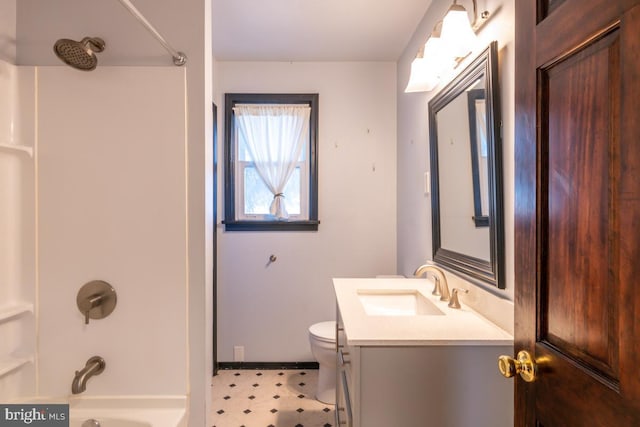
[72,356,105,394]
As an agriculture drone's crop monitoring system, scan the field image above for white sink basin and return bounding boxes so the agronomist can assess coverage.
[357,290,445,316]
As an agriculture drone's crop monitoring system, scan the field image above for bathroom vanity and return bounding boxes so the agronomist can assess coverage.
[334,277,513,427]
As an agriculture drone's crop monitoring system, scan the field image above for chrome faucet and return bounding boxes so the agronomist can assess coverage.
[72,356,105,394]
[413,264,450,301]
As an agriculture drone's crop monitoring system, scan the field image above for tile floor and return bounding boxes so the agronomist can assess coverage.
[211,369,335,427]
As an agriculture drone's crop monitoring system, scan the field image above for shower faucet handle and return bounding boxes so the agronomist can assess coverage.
[77,280,117,325]
[82,294,105,324]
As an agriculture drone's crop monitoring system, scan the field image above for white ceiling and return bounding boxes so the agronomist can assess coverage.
[13,0,433,65]
[212,0,433,62]
[16,0,207,66]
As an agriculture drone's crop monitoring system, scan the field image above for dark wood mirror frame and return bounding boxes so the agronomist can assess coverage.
[428,41,505,289]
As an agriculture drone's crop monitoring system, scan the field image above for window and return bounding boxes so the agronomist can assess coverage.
[224,93,319,231]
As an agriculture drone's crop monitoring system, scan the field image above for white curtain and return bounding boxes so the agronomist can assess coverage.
[234,104,311,219]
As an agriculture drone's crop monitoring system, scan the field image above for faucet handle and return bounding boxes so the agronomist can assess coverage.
[77,281,117,325]
[431,277,441,296]
[448,288,468,309]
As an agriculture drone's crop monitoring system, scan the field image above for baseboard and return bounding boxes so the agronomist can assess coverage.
[217,361,319,370]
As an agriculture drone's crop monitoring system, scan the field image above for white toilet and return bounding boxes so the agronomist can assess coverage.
[308,321,337,404]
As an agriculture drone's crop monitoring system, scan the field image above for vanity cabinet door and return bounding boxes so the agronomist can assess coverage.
[335,311,353,426]
[336,369,353,426]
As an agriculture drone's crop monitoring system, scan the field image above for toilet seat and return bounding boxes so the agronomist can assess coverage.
[309,321,336,343]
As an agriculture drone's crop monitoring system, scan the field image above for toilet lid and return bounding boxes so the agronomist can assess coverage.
[309,321,336,342]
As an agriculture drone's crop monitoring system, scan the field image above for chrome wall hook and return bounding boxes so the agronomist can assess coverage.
[266,254,277,267]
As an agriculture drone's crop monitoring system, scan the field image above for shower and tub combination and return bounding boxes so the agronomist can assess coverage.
[1,1,190,426]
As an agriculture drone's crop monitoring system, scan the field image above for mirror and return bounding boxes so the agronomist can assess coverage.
[428,41,504,289]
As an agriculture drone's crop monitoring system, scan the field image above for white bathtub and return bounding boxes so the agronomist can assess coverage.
[70,419,150,427]
[13,396,187,427]
[69,396,187,427]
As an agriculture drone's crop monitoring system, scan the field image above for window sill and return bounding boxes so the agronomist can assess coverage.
[223,220,319,232]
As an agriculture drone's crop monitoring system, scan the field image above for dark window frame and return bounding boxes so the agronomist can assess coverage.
[223,93,319,231]
[467,88,490,228]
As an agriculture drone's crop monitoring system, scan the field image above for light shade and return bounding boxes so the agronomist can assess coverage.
[405,26,457,93]
[423,32,456,74]
[440,4,478,58]
[405,56,440,92]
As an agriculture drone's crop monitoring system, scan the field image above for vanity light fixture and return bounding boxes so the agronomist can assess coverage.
[405,0,490,93]
[405,21,453,93]
[405,46,439,92]
[440,0,479,58]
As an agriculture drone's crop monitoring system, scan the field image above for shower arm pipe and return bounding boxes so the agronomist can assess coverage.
[116,0,187,66]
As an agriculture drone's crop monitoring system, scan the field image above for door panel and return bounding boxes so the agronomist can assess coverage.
[536,0,635,65]
[542,29,620,382]
[515,0,640,425]
[539,0,566,18]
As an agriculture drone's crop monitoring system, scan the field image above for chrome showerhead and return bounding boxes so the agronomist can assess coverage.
[53,37,106,71]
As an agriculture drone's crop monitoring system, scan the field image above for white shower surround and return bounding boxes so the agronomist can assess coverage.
[14,1,215,424]
[0,59,37,402]
[36,67,189,397]
[0,65,193,405]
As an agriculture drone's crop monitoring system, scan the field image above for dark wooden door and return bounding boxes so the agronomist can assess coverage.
[213,102,219,375]
[515,0,640,425]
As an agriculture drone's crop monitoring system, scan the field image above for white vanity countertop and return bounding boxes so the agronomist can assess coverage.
[334,277,514,346]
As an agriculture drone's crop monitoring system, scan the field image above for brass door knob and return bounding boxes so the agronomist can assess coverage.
[498,350,537,382]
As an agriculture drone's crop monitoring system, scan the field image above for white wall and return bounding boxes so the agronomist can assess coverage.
[216,61,397,362]
[397,0,515,329]
[36,67,187,396]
